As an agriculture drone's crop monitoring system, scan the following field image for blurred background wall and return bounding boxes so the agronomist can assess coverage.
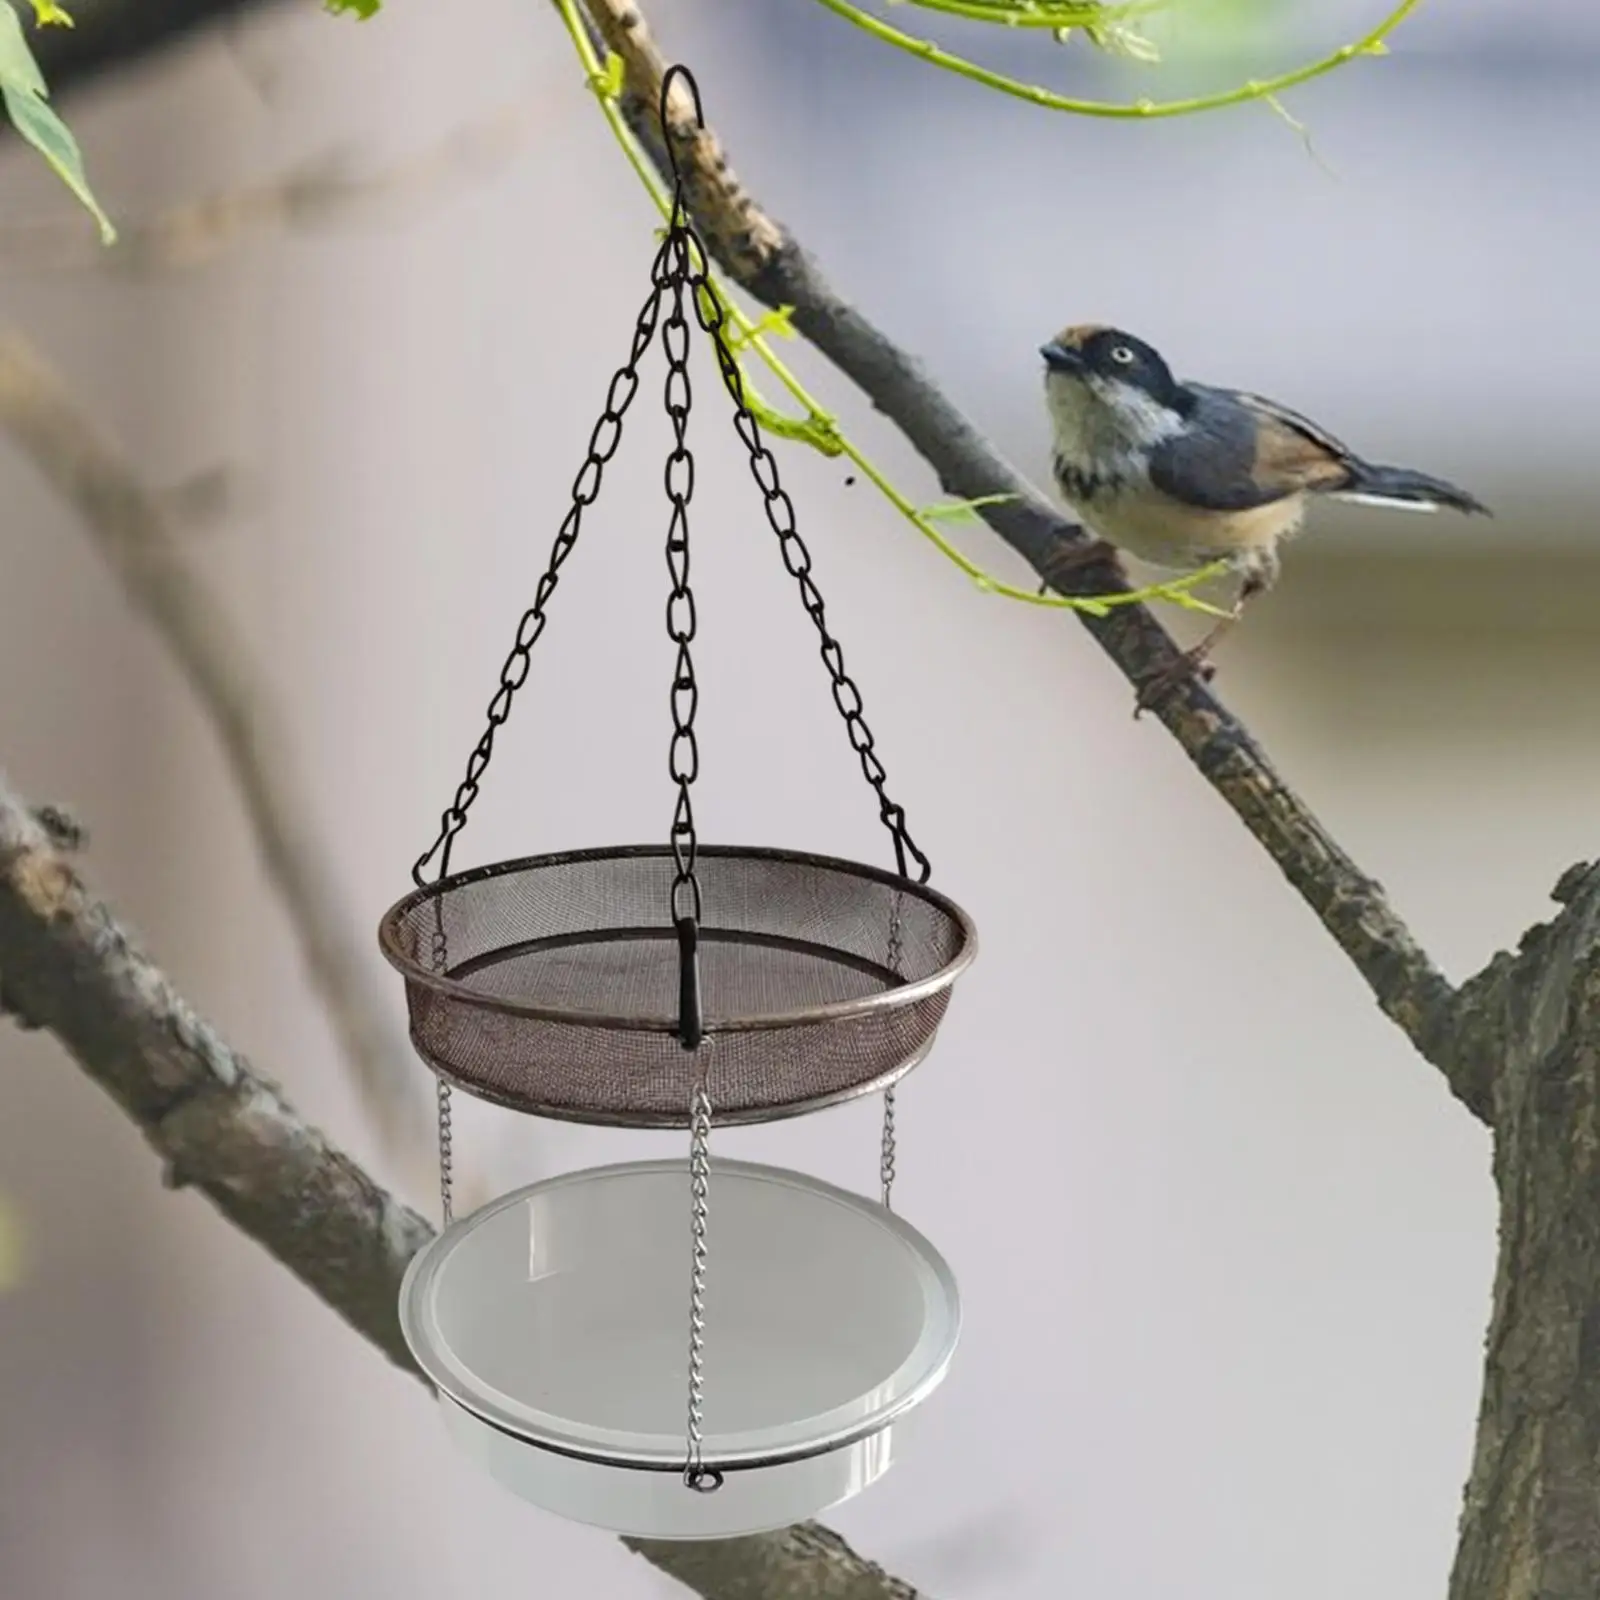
[0,1,1592,1596]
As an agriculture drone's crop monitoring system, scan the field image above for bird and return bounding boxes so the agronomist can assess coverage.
[1039,324,1490,705]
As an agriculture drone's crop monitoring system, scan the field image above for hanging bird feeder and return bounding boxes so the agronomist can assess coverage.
[379,65,977,1541]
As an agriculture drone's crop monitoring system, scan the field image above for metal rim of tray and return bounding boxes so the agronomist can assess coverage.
[378,843,978,1034]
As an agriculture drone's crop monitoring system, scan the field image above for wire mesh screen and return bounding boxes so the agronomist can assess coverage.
[379,846,977,1126]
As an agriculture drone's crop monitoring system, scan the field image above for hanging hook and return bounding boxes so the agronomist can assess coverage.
[658,63,706,199]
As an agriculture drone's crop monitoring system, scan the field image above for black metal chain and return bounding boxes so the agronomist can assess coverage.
[409,59,923,1240]
[651,67,709,1055]
[410,285,665,892]
[686,256,931,886]
[408,241,667,1226]
[661,260,700,931]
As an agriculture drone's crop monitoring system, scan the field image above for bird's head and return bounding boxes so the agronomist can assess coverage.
[1040,325,1187,462]
[1040,325,1182,410]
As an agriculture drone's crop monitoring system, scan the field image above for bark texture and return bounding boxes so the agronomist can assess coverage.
[1448,862,1600,1600]
[0,780,431,1368]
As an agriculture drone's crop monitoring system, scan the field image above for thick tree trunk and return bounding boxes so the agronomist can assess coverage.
[1450,864,1600,1599]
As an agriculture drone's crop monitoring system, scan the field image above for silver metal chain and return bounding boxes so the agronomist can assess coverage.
[880,888,905,1209]
[436,1079,455,1227]
[428,899,455,1226]
[880,1089,897,1210]
[683,1060,721,1491]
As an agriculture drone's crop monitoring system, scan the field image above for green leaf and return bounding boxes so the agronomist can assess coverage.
[724,305,800,356]
[1084,20,1162,63]
[588,48,625,99]
[0,1,113,242]
[918,492,1020,523]
[324,0,381,16]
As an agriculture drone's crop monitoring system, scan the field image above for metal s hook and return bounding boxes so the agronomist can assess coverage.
[658,63,705,198]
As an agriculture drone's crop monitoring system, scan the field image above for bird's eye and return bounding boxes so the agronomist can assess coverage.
[1111,345,1136,365]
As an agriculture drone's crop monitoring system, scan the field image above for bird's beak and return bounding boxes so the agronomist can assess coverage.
[1040,341,1083,374]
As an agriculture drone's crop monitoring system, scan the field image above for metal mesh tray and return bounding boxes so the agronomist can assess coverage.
[379,845,977,1127]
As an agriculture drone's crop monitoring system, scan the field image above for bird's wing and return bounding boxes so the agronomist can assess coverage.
[1150,384,1357,511]
[1214,387,1357,464]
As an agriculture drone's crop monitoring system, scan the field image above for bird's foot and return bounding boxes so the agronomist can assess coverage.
[1133,646,1216,717]
[1034,537,1121,596]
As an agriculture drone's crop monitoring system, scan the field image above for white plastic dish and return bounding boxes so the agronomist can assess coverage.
[399,1158,960,1539]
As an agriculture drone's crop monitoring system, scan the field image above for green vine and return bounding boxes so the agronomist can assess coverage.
[556,0,1232,620]
[887,1,1163,24]
[809,0,1421,119]
[890,0,1173,62]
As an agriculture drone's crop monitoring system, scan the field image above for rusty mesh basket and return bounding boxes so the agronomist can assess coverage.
[378,845,976,1127]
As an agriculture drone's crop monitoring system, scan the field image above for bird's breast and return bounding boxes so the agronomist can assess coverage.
[1054,470,1305,573]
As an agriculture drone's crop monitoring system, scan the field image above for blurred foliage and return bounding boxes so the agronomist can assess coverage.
[812,0,1415,119]
[0,0,112,241]
[0,1193,22,1292]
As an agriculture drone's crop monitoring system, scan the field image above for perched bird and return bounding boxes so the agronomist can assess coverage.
[1040,324,1490,701]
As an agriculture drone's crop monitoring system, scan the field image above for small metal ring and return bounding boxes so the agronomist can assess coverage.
[683,1464,724,1493]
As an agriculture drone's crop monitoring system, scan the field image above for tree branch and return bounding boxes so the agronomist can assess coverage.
[577,0,1486,1122]
[0,772,929,1600]
[0,772,429,1367]
[0,332,431,1165]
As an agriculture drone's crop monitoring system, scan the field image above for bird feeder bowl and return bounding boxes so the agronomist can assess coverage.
[383,65,977,1538]
[399,1160,961,1538]
[380,845,974,1126]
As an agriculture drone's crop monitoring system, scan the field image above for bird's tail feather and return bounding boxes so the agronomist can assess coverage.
[1337,462,1491,517]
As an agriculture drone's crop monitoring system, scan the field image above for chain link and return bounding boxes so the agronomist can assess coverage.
[687,223,928,1213]
[880,888,905,1208]
[656,217,704,937]
[685,263,931,888]
[436,1078,455,1226]
[880,1089,897,1209]
[682,1061,718,1490]
[409,287,665,894]
[406,276,666,1228]
[651,64,721,1491]
[657,179,719,1486]
[426,898,456,1224]
[404,64,929,1469]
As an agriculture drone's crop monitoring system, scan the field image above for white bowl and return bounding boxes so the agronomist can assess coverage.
[399,1158,960,1539]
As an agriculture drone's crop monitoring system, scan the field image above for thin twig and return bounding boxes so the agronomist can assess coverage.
[0,99,540,274]
[0,333,434,1163]
[576,0,1483,1121]
[0,774,928,1600]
